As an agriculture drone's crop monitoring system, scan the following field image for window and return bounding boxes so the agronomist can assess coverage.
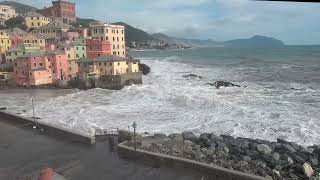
[76,54,79,58]
[118,62,120,66]
[34,63,36,67]
[113,37,115,41]
[121,30,124,34]
[15,63,17,67]
[83,54,85,57]
[117,37,119,41]
[122,37,124,41]
[76,47,79,50]
[104,62,107,66]
[38,22,40,26]
[126,62,128,65]
[31,22,34,26]
[110,63,112,66]
[39,63,43,67]
[82,47,85,50]
[99,62,101,66]
[53,70,55,73]
[68,54,70,58]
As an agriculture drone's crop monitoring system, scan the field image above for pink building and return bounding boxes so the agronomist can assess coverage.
[13,51,69,86]
[13,52,52,86]
[45,51,69,81]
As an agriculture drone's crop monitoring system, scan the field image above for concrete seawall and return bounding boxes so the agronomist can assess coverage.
[118,142,267,180]
[0,111,95,144]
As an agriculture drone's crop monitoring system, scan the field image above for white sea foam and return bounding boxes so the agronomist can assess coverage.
[0,56,320,146]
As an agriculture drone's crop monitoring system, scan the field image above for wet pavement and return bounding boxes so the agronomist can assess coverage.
[0,117,210,180]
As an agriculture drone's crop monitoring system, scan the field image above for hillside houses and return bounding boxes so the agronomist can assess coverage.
[0,0,142,90]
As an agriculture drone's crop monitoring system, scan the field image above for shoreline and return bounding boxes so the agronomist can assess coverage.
[126,131,320,179]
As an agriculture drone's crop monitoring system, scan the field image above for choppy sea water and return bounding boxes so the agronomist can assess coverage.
[0,46,320,146]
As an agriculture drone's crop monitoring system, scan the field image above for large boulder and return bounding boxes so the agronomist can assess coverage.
[139,63,151,75]
[257,144,273,154]
[302,163,314,178]
[210,81,241,89]
[182,74,204,79]
[182,131,198,143]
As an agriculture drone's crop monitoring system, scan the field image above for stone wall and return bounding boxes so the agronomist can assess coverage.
[95,72,142,90]
[118,142,267,180]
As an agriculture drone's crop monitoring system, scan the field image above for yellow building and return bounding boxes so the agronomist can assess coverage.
[88,22,126,57]
[25,12,50,28]
[0,30,11,54]
[0,5,16,26]
[77,55,139,76]
[23,34,45,50]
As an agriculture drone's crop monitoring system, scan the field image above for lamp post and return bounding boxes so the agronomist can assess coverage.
[132,121,137,151]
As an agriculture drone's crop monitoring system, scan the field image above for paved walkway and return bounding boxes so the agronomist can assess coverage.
[0,117,211,180]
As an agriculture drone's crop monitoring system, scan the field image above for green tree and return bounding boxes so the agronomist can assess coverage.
[4,17,28,31]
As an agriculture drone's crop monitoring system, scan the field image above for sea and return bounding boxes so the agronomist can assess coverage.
[1,46,320,146]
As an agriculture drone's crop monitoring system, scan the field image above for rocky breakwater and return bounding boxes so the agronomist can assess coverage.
[137,132,320,180]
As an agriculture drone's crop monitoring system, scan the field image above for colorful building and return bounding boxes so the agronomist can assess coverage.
[5,44,41,64]
[88,22,126,57]
[25,12,50,28]
[77,55,139,76]
[45,51,69,81]
[23,34,46,50]
[0,30,11,54]
[71,37,86,59]
[38,0,76,24]
[31,22,71,38]
[13,52,52,86]
[7,28,28,47]
[86,39,111,59]
[0,5,16,26]
[57,42,78,77]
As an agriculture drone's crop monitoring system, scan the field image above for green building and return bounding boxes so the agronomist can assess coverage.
[5,44,41,64]
[71,37,86,59]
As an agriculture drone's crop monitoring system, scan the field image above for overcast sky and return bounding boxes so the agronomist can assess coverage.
[17,0,320,45]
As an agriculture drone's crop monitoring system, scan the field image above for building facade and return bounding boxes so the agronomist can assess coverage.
[25,12,50,28]
[72,37,86,59]
[13,52,52,86]
[0,5,16,26]
[23,34,46,50]
[31,22,71,38]
[45,51,69,81]
[88,22,126,57]
[0,30,11,54]
[86,39,111,59]
[7,28,28,47]
[5,44,41,64]
[38,0,76,24]
[77,55,139,76]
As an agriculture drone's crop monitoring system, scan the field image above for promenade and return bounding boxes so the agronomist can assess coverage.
[0,115,208,180]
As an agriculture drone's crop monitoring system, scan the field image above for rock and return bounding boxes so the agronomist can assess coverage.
[310,156,318,166]
[182,131,198,143]
[302,163,314,178]
[168,133,180,139]
[139,63,151,75]
[242,156,251,162]
[257,144,273,154]
[199,133,211,147]
[213,81,241,89]
[182,74,204,79]
[282,144,296,153]
[241,140,250,150]
[239,161,248,166]
[184,140,195,146]
[272,152,280,161]
[272,169,281,178]
[265,175,273,180]
[223,147,230,154]
[118,130,142,143]
[210,133,223,142]
[0,107,7,111]
[288,157,294,165]
[154,133,167,138]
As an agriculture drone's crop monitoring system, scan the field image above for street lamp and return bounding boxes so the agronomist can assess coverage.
[132,121,137,151]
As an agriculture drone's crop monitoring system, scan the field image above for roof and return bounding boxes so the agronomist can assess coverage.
[77,55,139,63]
[45,50,65,55]
[18,51,45,58]
[25,12,45,17]
[34,22,71,30]
[24,34,45,40]
[7,28,28,39]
